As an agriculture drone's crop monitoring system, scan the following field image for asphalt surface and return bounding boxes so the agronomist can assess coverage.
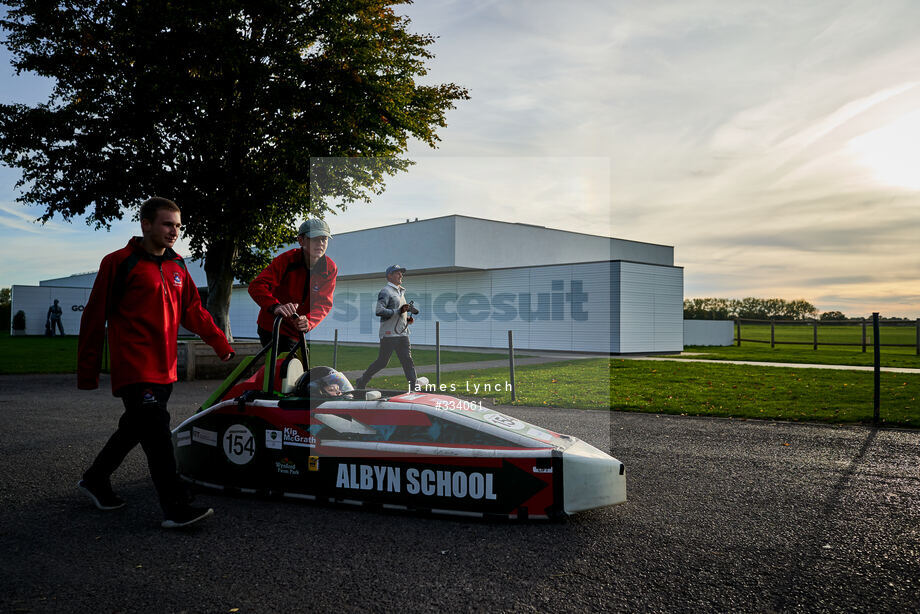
[1,374,918,613]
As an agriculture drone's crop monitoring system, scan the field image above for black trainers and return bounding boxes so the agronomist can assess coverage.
[78,479,126,510]
[161,505,214,529]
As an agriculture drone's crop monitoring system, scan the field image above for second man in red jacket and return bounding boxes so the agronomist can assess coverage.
[248,218,337,352]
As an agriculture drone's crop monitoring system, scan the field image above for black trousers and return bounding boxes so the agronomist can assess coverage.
[358,336,417,387]
[83,383,183,514]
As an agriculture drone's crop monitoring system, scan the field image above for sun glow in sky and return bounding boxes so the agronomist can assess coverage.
[2,0,920,318]
[848,110,920,191]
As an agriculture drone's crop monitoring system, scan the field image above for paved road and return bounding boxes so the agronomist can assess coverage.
[1,375,918,613]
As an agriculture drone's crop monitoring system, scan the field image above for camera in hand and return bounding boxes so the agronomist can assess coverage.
[407,300,420,315]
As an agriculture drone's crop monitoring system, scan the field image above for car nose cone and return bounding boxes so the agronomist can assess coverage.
[562,439,626,514]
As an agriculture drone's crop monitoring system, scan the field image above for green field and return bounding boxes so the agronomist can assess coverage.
[677,322,920,368]
[3,332,918,428]
[368,357,920,428]
[734,321,918,347]
[610,359,919,428]
[0,333,522,375]
[370,358,613,410]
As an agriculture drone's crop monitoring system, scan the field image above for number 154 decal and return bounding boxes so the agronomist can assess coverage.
[223,424,255,465]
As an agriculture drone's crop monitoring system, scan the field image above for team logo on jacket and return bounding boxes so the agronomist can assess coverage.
[172,272,182,286]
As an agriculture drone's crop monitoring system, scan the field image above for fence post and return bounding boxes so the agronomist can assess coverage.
[736,320,741,346]
[435,321,441,388]
[813,319,818,351]
[508,330,516,402]
[862,320,867,353]
[770,320,775,349]
[916,318,919,357]
[332,329,338,369]
[873,313,880,424]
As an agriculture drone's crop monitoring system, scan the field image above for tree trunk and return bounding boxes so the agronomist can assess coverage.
[204,239,238,342]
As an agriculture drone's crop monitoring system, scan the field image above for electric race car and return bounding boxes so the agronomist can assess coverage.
[171,317,626,519]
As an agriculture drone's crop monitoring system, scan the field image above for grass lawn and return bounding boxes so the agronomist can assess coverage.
[0,332,524,375]
[4,332,917,429]
[675,343,920,368]
[675,321,920,368]
[610,359,919,428]
[0,333,79,374]
[370,357,920,428]
[305,343,523,373]
[368,358,613,410]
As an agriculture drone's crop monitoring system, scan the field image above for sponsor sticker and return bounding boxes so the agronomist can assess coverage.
[176,430,191,447]
[265,429,282,450]
[192,427,218,447]
[532,467,553,474]
[483,412,554,442]
[275,457,300,476]
[484,412,526,430]
[308,456,319,472]
[283,426,315,447]
[223,424,255,465]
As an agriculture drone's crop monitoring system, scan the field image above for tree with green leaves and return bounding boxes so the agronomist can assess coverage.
[684,297,818,320]
[0,0,468,338]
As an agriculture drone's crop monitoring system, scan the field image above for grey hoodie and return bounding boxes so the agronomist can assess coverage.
[376,282,409,339]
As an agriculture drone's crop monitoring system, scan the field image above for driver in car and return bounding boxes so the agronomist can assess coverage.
[299,366,354,399]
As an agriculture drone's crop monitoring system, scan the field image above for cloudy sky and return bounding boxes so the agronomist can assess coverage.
[2,0,919,317]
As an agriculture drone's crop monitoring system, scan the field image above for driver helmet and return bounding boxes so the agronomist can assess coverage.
[305,367,354,398]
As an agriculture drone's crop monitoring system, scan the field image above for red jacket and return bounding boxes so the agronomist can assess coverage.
[78,238,234,394]
[248,249,337,339]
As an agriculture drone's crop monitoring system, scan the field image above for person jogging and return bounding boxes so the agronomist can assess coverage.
[354,265,419,391]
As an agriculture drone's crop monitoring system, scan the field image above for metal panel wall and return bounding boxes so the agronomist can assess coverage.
[610,264,620,353]
[488,268,532,350]
[19,261,682,354]
[569,262,611,353]
[10,285,93,335]
[615,262,683,353]
[266,262,624,353]
[684,320,734,346]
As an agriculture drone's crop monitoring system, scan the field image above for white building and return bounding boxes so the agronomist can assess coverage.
[11,215,683,353]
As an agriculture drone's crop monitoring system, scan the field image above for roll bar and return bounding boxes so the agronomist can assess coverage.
[198,313,310,410]
[266,313,309,393]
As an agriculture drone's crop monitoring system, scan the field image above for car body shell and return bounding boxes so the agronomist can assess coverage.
[171,319,626,519]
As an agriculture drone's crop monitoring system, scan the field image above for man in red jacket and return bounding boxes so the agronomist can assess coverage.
[248,218,337,353]
[77,197,234,529]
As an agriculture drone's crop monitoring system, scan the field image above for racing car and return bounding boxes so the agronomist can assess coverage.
[171,316,626,519]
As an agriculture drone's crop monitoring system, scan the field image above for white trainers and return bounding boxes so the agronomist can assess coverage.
[161,505,214,529]
[78,479,126,510]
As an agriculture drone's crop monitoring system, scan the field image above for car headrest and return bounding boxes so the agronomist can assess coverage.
[281,358,304,394]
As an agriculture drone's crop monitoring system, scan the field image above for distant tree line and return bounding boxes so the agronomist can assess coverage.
[685,299,916,321]
[684,297,818,320]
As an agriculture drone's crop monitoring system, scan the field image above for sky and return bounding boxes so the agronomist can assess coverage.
[2,0,919,318]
